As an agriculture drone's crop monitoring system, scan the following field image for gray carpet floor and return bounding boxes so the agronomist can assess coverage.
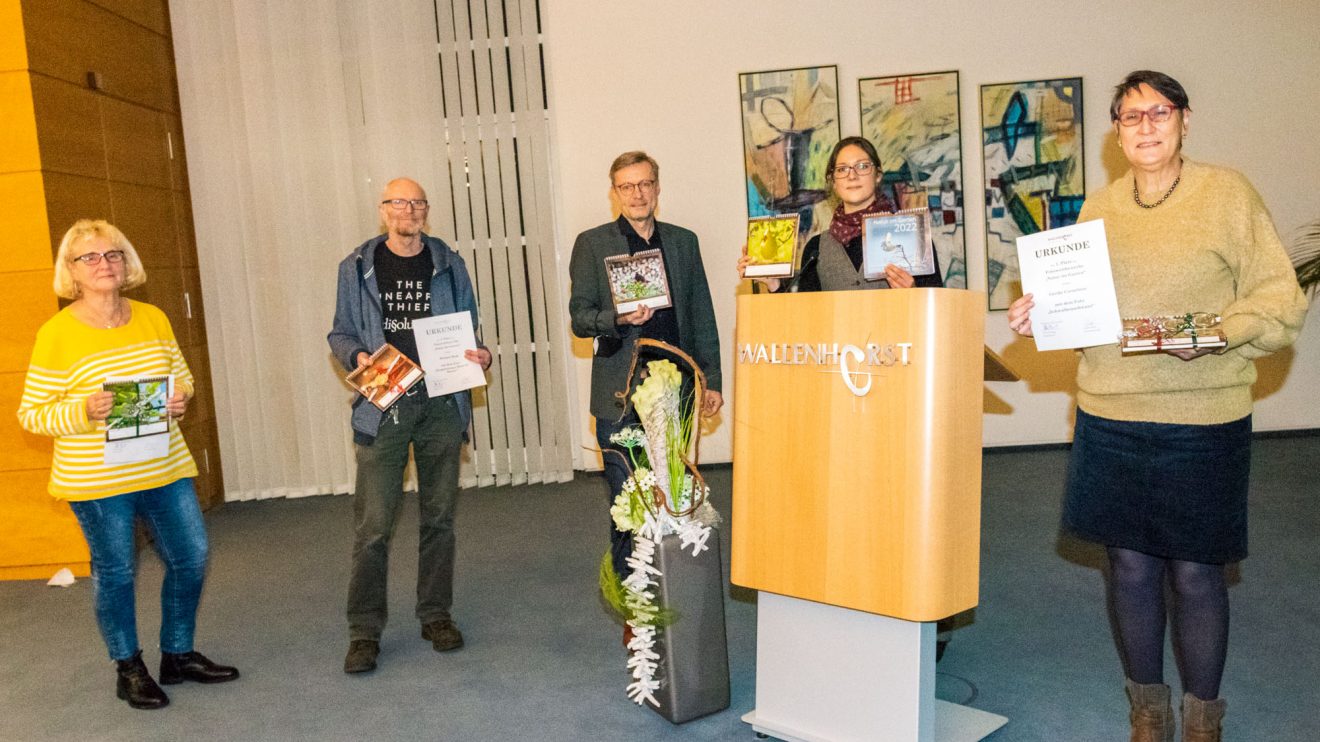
[1,436,1317,741]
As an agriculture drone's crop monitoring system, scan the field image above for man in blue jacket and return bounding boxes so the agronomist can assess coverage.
[328,177,491,674]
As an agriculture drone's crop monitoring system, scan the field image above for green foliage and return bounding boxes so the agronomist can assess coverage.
[597,552,678,629]
[621,280,659,300]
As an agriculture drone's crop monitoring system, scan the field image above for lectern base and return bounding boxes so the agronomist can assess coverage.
[744,592,1007,742]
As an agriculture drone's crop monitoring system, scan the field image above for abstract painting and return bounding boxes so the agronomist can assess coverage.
[859,70,966,288]
[740,65,840,243]
[980,77,1085,309]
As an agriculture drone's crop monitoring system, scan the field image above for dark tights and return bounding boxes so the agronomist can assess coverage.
[1106,547,1229,700]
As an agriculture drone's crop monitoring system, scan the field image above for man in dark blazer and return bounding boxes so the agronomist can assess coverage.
[568,150,723,586]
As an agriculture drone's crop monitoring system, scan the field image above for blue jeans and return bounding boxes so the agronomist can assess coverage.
[348,390,464,641]
[68,478,209,661]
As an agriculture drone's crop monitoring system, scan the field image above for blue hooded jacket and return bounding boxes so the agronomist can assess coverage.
[328,233,482,442]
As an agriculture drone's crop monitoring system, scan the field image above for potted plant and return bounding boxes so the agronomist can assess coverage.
[599,339,729,723]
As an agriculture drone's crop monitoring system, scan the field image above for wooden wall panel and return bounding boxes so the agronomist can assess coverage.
[0,469,89,579]
[0,269,57,373]
[0,370,53,469]
[180,266,205,347]
[174,190,196,267]
[108,180,175,267]
[123,263,185,327]
[166,112,188,192]
[41,170,113,247]
[101,96,170,188]
[28,74,104,179]
[87,0,169,36]
[21,0,176,112]
[178,414,222,510]
[0,171,52,271]
[180,342,213,426]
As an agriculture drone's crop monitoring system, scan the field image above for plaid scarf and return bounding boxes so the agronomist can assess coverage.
[827,197,890,245]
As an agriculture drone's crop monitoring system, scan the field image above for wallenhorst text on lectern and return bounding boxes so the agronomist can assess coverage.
[737,341,914,397]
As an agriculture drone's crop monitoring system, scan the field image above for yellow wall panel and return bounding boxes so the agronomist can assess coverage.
[0,468,89,577]
[0,0,27,72]
[0,368,55,469]
[0,70,39,172]
[0,171,51,271]
[0,269,57,373]
[0,562,89,580]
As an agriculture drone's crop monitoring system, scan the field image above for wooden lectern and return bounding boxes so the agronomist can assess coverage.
[732,288,1009,742]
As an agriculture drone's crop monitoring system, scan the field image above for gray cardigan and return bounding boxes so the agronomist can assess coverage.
[568,220,722,420]
[328,233,481,442]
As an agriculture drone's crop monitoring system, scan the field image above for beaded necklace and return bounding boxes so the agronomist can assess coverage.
[1133,174,1180,209]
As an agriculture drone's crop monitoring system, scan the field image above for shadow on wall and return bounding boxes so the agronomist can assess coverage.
[1100,129,1127,184]
[1253,346,1295,402]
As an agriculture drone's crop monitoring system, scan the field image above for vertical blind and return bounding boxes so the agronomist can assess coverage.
[171,0,572,498]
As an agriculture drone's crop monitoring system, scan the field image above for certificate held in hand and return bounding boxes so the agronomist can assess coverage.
[412,311,488,397]
[1015,219,1122,351]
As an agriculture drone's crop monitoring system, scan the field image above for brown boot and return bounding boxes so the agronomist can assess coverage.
[1126,679,1174,742]
[1181,693,1226,742]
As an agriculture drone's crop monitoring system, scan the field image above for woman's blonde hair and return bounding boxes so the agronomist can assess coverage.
[52,219,147,300]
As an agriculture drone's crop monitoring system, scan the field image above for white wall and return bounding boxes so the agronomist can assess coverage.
[543,0,1320,467]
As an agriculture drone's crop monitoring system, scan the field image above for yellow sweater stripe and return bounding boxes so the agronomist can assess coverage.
[17,301,199,501]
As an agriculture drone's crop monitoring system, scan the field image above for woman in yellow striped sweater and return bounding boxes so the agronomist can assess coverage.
[18,220,238,710]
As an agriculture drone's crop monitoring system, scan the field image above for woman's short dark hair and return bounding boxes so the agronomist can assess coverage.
[1110,70,1191,120]
[825,136,883,182]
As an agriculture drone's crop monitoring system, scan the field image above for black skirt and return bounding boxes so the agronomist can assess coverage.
[1063,407,1251,564]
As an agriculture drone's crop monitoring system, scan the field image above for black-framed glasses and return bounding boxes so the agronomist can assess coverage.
[71,250,125,266]
[1116,104,1179,127]
[614,180,656,196]
[832,161,875,179]
[381,198,429,210]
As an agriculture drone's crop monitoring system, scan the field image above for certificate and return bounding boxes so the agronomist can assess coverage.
[412,312,487,398]
[1015,219,1122,351]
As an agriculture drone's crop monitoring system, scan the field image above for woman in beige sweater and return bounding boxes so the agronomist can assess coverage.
[1008,71,1307,742]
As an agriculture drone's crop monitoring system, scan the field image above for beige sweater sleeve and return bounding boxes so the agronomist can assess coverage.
[1217,174,1309,358]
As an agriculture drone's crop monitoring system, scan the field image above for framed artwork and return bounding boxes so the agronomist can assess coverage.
[980,76,1086,310]
[739,65,840,244]
[859,70,966,288]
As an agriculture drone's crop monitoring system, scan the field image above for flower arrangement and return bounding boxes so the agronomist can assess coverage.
[599,341,719,708]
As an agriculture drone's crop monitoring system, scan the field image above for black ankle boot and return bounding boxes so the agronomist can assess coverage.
[159,651,240,684]
[115,652,170,709]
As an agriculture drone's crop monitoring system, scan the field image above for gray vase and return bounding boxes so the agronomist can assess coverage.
[646,528,730,724]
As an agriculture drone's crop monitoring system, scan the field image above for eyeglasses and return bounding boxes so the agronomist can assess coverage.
[1116,104,1179,127]
[71,250,126,266]
[832,161,875,179]
[614,180,656,196]
[381,198,429,210]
